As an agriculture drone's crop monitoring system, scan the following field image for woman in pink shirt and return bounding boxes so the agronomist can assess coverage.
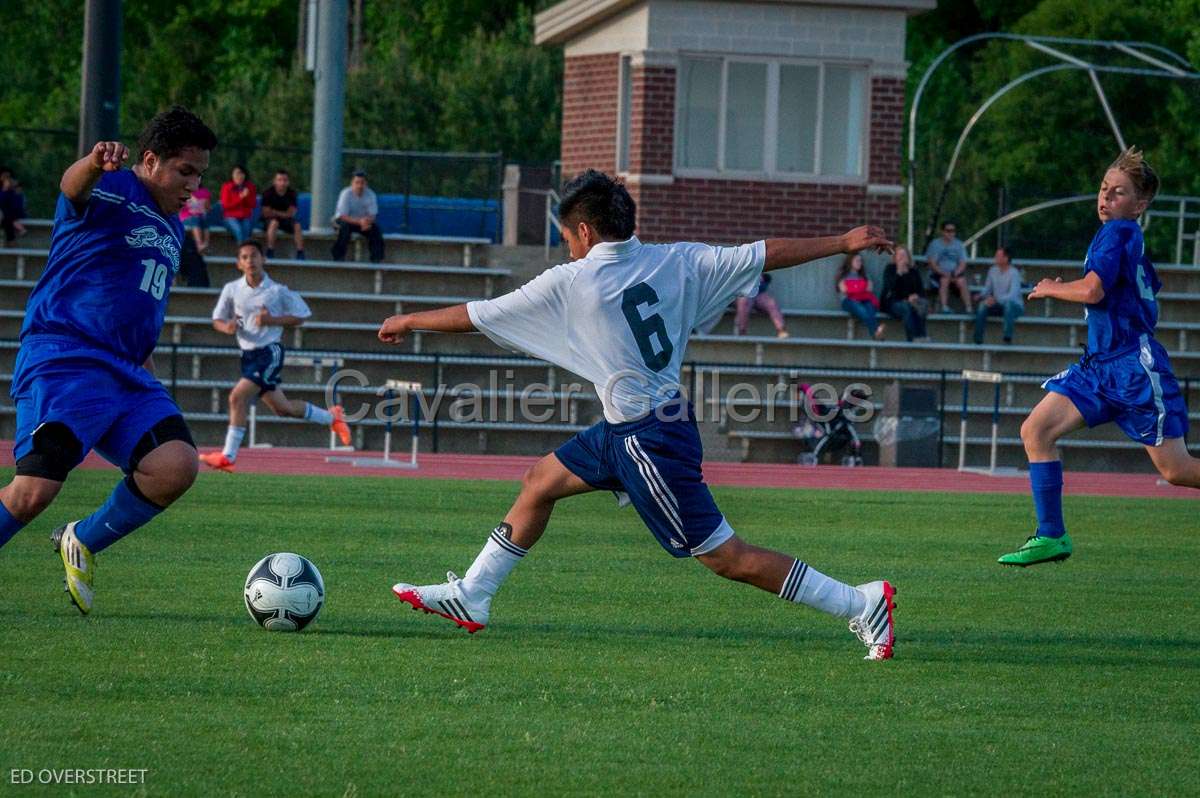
[836,253,886,340]
[220,165,257,243]
[179,185,212,251]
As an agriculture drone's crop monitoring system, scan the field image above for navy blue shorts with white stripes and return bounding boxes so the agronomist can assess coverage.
[240,342,284,394]
[555,399,733,558]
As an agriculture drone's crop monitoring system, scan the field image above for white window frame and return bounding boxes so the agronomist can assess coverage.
[616,54,633,174]
[673,54,870,185]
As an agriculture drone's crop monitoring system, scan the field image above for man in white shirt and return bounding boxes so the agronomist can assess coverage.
[331,170,384,263]
[199,241,351,472]
[973,245,1024,344]
[377,170,898,660]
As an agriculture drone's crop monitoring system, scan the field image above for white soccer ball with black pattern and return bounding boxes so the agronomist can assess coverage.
[243,552,325,631]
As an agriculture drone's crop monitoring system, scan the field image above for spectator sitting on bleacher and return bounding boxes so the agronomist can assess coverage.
[260,169,305,260]
[179,183,212,252]
[734,273,789,338]
[219,164,257,244]
[924,220,973,314]
[973,245,1024,345]
[837,253,886,341]
[0,167,28,244]
[879,246,929,342]
[332,170,384,263]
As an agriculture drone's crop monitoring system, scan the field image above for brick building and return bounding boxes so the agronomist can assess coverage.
[534,0,932,249]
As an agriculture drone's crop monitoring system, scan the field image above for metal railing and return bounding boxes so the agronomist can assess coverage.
[0,338,1192,459]
[962,193,1200,264]
[544,188,563,261]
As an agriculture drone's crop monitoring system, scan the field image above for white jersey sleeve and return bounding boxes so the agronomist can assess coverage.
[276,284,312,319]
[692,240,767,328]
[466,262,581,364]
[212,282,236,321]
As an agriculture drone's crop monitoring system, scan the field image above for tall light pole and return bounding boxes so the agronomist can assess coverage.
[78,0,122,156]
[309,0,347,234]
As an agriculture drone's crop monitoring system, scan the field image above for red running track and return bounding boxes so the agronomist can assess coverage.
[4,441,1195,500]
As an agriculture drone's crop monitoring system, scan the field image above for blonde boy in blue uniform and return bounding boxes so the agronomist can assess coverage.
[1000,148,1200,566]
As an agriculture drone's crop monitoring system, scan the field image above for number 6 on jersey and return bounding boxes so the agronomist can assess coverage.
[621,282,673,371]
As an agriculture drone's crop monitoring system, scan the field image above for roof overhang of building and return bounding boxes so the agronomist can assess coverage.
[535,0,937,46]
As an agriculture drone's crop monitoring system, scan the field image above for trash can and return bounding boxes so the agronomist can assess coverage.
[877,381,940,468]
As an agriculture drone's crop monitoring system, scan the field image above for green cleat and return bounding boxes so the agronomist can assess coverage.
[998,533,1073,567]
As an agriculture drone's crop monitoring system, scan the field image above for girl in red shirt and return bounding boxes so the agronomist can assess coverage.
[836,253,886,340]
[220,165,257,243]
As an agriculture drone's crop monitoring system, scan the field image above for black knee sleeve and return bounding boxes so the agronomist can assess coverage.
[14,422,82,482]
[128,415,195,473]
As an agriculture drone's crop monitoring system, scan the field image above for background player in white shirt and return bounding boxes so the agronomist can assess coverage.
[377,170,897,660]
[200,241,350,472]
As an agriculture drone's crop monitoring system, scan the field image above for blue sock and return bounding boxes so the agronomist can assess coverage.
[74,477,164,554]
[0,500,26,549]
[1029,461,1066,538]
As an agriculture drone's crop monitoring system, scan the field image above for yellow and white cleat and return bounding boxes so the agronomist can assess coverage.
[52,521,94,615]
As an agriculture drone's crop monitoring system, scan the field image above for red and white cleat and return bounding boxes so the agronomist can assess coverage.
[392,571,489,634]
[199,451,236,473]
[849,580,895,661]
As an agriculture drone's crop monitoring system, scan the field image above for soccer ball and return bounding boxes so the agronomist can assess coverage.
[243,553,325,631]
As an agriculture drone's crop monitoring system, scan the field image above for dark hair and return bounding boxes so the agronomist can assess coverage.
[275,169,289,177]
[558,169,636,240]
[137,106,217,162]
[237,240,264,256]
[232,164,249,179]
[352,170,367,179]
[941,220,957,230]
[835,252,864,283]
[996,244,1014,260]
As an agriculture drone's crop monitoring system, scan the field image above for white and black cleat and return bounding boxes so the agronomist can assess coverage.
[849,580,895,661]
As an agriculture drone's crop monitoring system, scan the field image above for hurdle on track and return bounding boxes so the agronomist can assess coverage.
[957,369,1010,476]
[245,356,347,450]
[326,379,421,469]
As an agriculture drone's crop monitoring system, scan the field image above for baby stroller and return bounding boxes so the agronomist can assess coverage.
[792,383,865,467]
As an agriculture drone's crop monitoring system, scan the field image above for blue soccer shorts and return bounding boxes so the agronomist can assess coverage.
[240,342,284,393]
[11,334,186,474]
[555,399,734,558]
[1043,334,1189,446]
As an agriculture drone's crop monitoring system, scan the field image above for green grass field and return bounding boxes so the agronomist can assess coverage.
[2,469,1198,796]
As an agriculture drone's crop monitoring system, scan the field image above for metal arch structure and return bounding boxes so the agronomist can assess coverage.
[906,33,1200,252]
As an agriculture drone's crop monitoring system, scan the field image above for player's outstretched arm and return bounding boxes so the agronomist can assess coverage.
[60,141,129,205]
[378,304,476,345]
[763,225,892,272]
[1028,272,1104,304]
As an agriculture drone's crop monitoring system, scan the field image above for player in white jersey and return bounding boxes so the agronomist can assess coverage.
[378,171,897,660]
[199,241,350,472]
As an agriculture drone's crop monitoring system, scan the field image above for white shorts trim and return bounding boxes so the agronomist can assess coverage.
[690,518,734,557]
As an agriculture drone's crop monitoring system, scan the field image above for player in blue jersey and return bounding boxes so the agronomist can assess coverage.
[0,107,218,613]
[1000,148,1200,566]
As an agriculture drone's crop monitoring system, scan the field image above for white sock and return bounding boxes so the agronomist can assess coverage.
[223,426,246,461]
[778,559,865,619]
[304,403,333,425]
[461,523,528,601]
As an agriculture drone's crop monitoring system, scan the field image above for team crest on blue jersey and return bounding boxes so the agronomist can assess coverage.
[125,225,181,269]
